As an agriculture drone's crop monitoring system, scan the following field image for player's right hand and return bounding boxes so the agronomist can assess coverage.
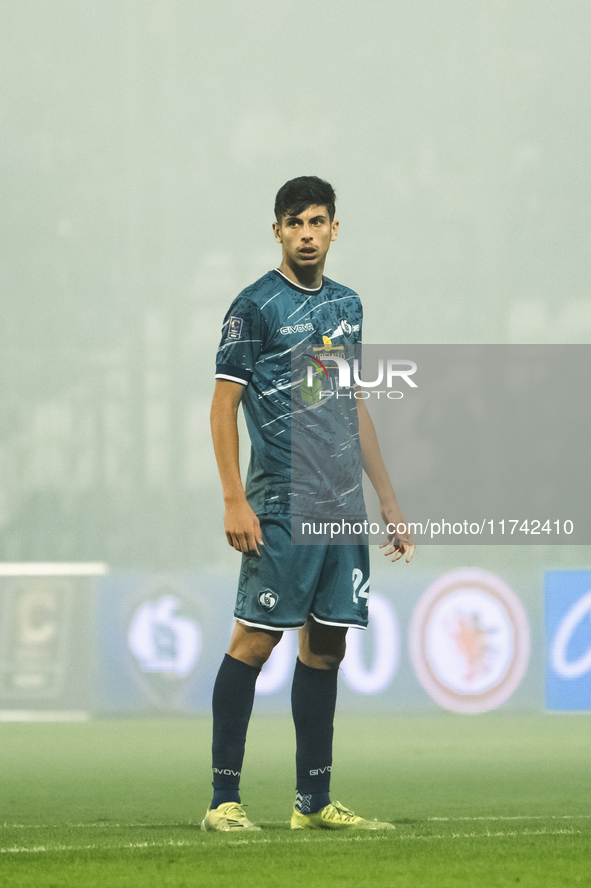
[224,499,264,555]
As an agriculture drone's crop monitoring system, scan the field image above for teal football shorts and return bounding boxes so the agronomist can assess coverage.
[234,512,370,631]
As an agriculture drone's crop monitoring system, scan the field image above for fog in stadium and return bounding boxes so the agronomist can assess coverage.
[1,3,591,885]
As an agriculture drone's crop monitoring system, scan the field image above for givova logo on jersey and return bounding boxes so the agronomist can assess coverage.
[546,571,591,710]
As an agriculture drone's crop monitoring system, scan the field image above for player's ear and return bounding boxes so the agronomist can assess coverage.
[272,220,283,243]
[330,219,339,242]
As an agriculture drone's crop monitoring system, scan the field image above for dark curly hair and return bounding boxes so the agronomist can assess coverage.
[274,176,336,222]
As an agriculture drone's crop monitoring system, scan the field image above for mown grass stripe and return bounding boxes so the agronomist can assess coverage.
[1,827,583,854]
[4,813,591,829]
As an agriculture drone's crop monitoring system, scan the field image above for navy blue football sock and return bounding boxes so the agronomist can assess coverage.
[291,657,338,807]
[211,653,259,809]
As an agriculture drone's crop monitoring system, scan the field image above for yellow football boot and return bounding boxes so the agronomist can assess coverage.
[201,802,261,832]
[291,800,395,830]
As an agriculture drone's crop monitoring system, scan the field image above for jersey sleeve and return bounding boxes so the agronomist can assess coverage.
[215,296,264,386]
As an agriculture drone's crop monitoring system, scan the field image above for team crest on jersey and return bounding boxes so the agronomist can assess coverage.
[339,317,356,340]
[228,316,243,340]
[329,319,359,341]
[258,589,279,612]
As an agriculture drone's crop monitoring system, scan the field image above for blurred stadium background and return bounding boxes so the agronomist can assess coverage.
[1,0,590,720]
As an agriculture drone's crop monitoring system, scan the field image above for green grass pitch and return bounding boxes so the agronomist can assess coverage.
[1,714,591,887]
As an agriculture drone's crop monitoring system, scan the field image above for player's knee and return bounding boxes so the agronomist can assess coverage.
[317,647,346,671]
[228,626,282,670]
[303,623,347,670]
[251,635,280,668]
[305,637,347,671]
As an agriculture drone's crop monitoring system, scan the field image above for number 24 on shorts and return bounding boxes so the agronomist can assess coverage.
[352,569,369,606]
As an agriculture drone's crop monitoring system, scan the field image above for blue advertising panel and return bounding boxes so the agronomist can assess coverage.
[545,571,591,711]
[92,567,539,715]
[95,572,236,714]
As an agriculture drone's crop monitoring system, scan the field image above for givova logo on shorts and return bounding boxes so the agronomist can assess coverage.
[409,568,530,713]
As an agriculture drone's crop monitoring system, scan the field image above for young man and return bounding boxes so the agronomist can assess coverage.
[204,176,414,832]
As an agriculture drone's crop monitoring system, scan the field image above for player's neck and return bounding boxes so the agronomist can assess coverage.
[277,258,324,291]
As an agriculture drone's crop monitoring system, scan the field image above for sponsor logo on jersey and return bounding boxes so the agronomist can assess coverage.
[228,316,243,340]
[258,589,279,611]
[280,323,314,335]
[409,568,530,713]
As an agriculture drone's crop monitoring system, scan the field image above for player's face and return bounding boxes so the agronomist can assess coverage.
[272,205,339,271]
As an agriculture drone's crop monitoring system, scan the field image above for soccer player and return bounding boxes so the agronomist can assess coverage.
[203,176,414,832]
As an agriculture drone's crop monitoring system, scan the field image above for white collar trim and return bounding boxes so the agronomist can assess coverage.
[274,268,323,292]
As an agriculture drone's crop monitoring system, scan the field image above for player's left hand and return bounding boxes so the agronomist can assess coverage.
[379,500,415,563]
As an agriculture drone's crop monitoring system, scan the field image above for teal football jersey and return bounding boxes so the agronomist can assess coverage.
[215,269,364,515]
